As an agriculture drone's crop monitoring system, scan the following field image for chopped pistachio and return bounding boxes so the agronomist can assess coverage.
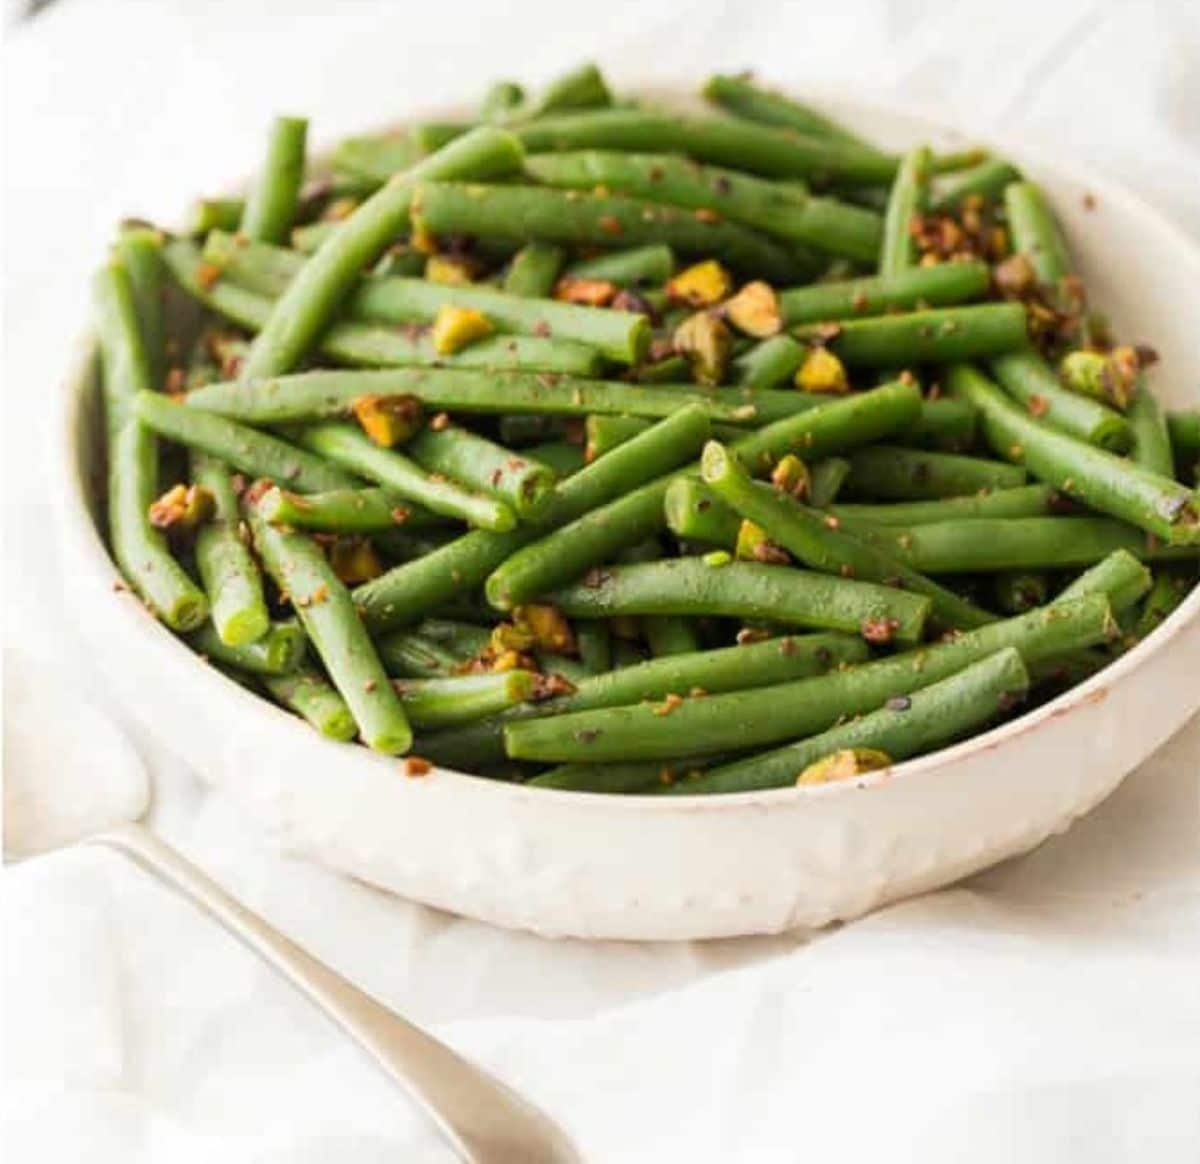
[431,305,495,355]
[674,311,732,386]
[735,519,769,562]
[703,550,732,567]
[722,280,782,338]
[424,255,475,285]
[148,483,215,531]
[796,747,892,786]
[327,536,383,584]
[795,346,849,394]
[1059,347,1138,411]
[770,453,810,499]
[490,621,536,654]
[553,276,617,307]
[514,603,576,654]
[350,393,424,446]
[666,259,732,308]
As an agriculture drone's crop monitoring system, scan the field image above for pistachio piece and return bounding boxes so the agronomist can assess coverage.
[796,747,892,786]
[795,346,850,394]
[350,393,424,446]
[553,276,618,307]
[674,311,732,386]
[722,280,782,338]
[666,259,732,308]
[514,603,576,654]
[148,483,215,531]
[770,453,811,499]
[424,254,475,285]
[431,305,495,354]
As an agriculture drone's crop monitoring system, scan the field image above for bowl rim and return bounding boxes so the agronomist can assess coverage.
[56,84,1200,813]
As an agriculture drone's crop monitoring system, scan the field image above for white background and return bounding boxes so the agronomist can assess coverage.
[4,2,1200,1160]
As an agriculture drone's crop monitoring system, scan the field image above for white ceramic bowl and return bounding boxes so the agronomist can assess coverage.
[56,92,1200,940]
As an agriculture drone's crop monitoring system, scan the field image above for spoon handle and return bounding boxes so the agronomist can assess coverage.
[91,822,579,1164]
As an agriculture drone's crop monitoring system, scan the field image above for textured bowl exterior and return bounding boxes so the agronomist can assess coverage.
[56,94,1200,940]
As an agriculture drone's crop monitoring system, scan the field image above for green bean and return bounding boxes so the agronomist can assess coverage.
[291,423,515,531]
[991,571,1048,614]
[563,631,868,712]
[94,264,208,630]
[188,620,307,675]
[414,121,473,153]
[376,631,465,678]
[523,151,883,263]
[1167,410,1200,480]
[133,391,356,493]
[946,363,1200,544]
[808,456,851,507]
[541,557,932,645]
[585,414,650,461]
[187,197,244,236]
[842,444,1027,500]
[629,353,691,384]
[731,334,804,388]
[673,648,1030,794]
[831,484,1060,526]
[664,477,743,546]
[1056,549,1152,614]
[503,242,565,296]
[525,440,586,477]
[528,761,675,794]
[930,159,1021,211]
[1132,571,1192,639]
[353,404,720,632]
[259,485,444,534]
[247,501,411,753]
[864,516,1199,574]
[480,80,525,123]
[880,145,931,275]
[502,595,1112,764]
[720,377,924,472]
[331,133,422,187]
[167,239,601,376]
[484,406,713,608]
[895,397,977,452]
[516,109,898,185]
[575,622,612,674]
[1004,180,1072,286]
[642,615,702,657]
[1127,385,1174,478]
[241,126,524,380]
[701,441,994,629]
[406,423,555,517]
[531,63,612,115]
[989,351,1131,452]
[796,303,1028,367]
[192,452,270,645]
[114,228,167,390]
[183,366,819,427]
[395,671,537,729]
[412,181,800,281]
[261,670,358,741]
[240,116,308,244]
[203,231,645,364]
[702,73,875,150]
[565,244,675,286]
[778,262,990,326]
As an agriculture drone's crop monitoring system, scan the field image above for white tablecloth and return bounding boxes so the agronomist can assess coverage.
[4,2,1199,1160]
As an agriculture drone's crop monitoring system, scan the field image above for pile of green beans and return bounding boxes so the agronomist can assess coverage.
[94,67,1197,793]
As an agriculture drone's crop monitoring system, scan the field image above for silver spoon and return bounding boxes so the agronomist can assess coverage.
[5,650,579,1164]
